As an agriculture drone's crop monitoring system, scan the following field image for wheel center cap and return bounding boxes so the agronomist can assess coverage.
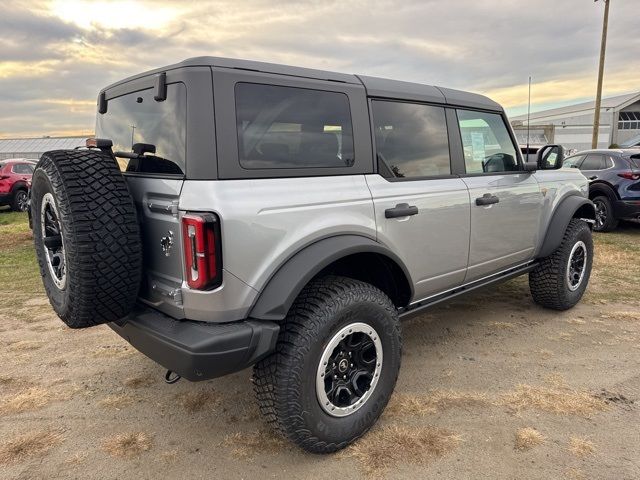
[338,358,349,373]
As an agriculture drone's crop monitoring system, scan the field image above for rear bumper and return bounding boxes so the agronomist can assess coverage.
[109,307,279,381]
[613,199,640,220]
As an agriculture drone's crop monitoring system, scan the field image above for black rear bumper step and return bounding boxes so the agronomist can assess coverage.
[109,307,279,381]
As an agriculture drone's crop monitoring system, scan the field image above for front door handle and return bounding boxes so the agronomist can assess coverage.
[385,203,419,218]
[588,175,598,181]
[475,193,499,206]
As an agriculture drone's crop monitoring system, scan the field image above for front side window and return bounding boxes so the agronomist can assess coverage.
[96,83,187,175]
[235,83,354,169]
[372,100,450,178]
[12,163,34,174]
[457,110,519,174]
[563,154,585,168]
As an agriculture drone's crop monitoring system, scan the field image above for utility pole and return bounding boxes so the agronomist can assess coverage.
[130,124,136,149]
[592,0,610,149]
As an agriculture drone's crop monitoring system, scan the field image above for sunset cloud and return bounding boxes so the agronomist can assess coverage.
[0,0,638,137]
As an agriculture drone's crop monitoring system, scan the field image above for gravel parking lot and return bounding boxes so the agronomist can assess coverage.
[1,211,639,479]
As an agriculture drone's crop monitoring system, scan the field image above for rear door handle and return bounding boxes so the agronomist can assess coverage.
[475,194,499,206]
[385,203,419,218]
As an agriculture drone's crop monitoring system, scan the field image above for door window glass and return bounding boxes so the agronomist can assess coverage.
[456,110,519,174]
[580,154,605,170]
[371,100,451,178]
[12,163,34,174]
[235,83,354,169]
[562,155,585,168]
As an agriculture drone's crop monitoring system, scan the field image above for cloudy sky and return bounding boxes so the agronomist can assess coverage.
[1,0,637,138]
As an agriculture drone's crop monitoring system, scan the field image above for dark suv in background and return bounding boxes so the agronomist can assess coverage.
[563,149,640,231]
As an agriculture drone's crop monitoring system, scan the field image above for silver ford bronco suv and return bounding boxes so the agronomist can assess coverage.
[30,57,595,453]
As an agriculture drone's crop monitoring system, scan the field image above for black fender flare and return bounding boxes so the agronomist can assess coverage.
[589,181,618,202]
[10,181,28,195]
[537,195,595,258]
[249,235,414,321]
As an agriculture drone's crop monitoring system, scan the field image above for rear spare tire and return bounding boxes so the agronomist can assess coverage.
[31,149,142,328]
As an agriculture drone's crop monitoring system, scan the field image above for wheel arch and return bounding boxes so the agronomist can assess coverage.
[537,194,595,259]
[249,235,414,321]
[10,181,29,194]
[589,181,618,202]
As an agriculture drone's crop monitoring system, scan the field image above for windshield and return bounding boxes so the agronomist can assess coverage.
[96,83,186,175]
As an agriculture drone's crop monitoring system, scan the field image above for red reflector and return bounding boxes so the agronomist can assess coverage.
[618,171,640,180]
[182,213,222,290]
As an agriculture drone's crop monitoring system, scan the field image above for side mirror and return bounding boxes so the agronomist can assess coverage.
[537,144,565,170]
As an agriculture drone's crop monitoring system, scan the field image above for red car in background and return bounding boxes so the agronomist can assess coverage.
[0,159,36,212]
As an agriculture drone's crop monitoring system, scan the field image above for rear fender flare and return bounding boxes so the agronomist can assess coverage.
[249,235,413,321]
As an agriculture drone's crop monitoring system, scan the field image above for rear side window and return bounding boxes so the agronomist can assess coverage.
[580,154,606,170]
[235,83,354,169]
[96,83,187,175]
[630,155,640,169]
[456,110,519,174]
[371,100,450,178]
[563,154,585,168]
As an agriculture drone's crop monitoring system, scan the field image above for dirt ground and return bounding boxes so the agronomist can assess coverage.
[1,211,640,480]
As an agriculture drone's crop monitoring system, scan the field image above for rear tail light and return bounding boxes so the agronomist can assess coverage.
[618,171,640,180]
[182,213,222,290]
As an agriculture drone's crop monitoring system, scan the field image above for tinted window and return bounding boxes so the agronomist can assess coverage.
[630,156,640,169]
[372,101,450,178]
[562,154,585,168]
[235,83,354,170]
[96,83,187,175]
[12,163,34,174]
[457,110,518,174]
[580,154,605,170]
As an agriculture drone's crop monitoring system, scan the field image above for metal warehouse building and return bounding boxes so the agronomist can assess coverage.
[510,91,640,152]
[0,136,90,161]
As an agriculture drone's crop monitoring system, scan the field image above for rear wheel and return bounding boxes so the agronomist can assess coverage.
[529,219,593,310]
[11,189,28,212]
[592,195,618,232]
[31,149,142,328]
[253,276,401,453]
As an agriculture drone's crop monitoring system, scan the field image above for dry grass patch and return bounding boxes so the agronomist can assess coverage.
[501,384,607,417]
[340,424,460,477]
[0,387,51,415]
[488,321,516,329]
[98,394,135,409]
[176,390,221,413]
[568,436,596,457]
[515,427,545,450]
[221,430,285,459]
[8,340,44,351]
[0,431,62,465]
[102,432,153,458]
[123,376,155,388]
[385,390,488,417]
[601,311,640,321]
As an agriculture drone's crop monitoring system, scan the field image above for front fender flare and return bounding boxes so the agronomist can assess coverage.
[537,195,595,258]
[249,235,413,321]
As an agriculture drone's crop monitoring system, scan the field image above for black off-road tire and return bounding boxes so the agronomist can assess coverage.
[529,219,593,310]
[592,195,619,232]
[10,188,29,212]
[31,149,142,328]
[253,276,401,454]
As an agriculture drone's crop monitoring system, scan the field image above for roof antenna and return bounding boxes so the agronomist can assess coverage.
[526,76,532,159]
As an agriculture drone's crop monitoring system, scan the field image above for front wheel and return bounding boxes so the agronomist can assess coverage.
[253,276,401,453]
[529,219,593,310]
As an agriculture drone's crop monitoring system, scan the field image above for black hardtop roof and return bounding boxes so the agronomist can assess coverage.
[102,56,502,112]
